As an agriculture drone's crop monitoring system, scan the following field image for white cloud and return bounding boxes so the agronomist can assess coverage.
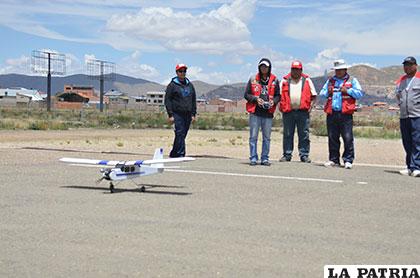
[179,64,254,85]
[305,48,341,75]
[282,16,420,56]
[105,0,256,54]
[226,54,244,65]
[117,52,160,79]
[0,55,30,75]
[84,54,98,63]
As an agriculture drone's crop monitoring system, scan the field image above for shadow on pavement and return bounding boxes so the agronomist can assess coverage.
[61,184,192,196]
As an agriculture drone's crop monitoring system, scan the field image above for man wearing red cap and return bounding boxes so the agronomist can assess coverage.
[164,64,197,158]
[279,61,317,163]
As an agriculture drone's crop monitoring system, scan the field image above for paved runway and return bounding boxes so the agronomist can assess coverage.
[1,147,419,277]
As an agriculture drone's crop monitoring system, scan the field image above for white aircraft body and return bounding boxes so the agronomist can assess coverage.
[60,148,195,193]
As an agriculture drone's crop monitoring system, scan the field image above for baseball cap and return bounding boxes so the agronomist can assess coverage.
[402,56,417,65]
[291,60,303,69]
[258,60,270,67]
[175,64,188,71]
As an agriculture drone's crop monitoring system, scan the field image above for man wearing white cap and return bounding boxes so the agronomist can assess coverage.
[395,56,420,177]
[279,60,317,163]
[164,63,197,158]
[319,59,364,169]
[244,58,280,166]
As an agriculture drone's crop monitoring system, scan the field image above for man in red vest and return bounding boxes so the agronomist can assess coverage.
[244,58,280,166]
[319,59,363,169]
[279,61,317,163]
[396,56,420,177]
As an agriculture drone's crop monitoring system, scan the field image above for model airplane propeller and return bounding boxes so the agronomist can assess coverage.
[60,148,195,193]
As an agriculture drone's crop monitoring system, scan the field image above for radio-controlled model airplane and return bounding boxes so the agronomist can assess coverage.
[60,148,195,193]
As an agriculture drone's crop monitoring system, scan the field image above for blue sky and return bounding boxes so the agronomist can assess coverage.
[1,0,419,84]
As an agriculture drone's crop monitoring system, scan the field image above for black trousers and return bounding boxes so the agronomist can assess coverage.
[170,112,192,158]
[326,112,354,164]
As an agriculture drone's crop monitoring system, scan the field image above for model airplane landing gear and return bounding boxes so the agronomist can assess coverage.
[110,182,115,193]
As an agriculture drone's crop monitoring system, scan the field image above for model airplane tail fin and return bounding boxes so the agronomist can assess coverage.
[153,148,164,160]
[152,148,164,168]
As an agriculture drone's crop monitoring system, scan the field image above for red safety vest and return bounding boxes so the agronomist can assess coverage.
[396,71,420,85]
[279,73,312,113]
[324,76,356,115]
[246,73,277,114]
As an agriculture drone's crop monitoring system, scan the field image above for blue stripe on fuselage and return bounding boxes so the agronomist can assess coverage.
[99,160,109,165]
[116,172,146,177]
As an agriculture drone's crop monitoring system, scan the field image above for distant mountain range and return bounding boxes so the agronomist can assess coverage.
[0,64,405,104]
[0,73,152,95]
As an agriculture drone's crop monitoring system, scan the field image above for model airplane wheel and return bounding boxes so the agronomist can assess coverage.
[110,183,114,194]
[140,186,146,192]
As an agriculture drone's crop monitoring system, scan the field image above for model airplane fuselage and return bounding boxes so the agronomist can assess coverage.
[60,148,195,193]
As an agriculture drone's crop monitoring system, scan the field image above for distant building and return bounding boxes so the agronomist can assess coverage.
[196,98,207,104]
[0,87,44,107]
[146,91,165,106]
[55,84,107,109]
[105,89,129,109]
[372,102,388,108]
[105,89,129,104]
[63,84,95,98]
[388,106,400,111]
[131,95,147,103]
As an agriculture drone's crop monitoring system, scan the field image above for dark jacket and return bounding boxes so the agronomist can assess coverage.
[165,77,197,117]
[244,58,280,118]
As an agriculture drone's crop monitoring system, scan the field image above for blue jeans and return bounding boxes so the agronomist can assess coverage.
[327,112,354,164]
[400,117,420,171]
[249,114,273,162]
[282,110,310,158]
[170,112,192,158]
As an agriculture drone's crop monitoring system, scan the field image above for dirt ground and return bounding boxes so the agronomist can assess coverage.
[0,128,406,166]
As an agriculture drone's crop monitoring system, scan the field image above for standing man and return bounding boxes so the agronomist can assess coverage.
[244,58,280,166]
[164,63,197,158]
[396,56,420,177]
[279,61,317,163]
[319,59,363,169]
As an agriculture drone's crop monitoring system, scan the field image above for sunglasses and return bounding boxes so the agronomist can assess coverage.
[177,70,187,73]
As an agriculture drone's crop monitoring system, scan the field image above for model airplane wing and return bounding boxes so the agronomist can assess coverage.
[59,157,124,166]
[126,157,195,165]
[60,156,195,166]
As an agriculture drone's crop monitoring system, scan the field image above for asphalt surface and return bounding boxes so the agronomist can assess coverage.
[1,147,419,277]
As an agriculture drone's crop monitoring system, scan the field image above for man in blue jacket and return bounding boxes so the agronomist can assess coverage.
[164,64,197,158]
[319,59,363,169]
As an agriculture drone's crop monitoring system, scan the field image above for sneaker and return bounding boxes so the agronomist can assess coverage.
[344,162,353,169]
[300,156,311,163]
[324,161,339,167]
[399,169,412,176]
[250,160,257,166]
[411,170,420,177]
[279,156,291,162]
[261,160,271,166]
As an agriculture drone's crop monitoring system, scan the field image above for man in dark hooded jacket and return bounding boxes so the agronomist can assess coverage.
[165,63,197,158]
[244,58,280,166]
